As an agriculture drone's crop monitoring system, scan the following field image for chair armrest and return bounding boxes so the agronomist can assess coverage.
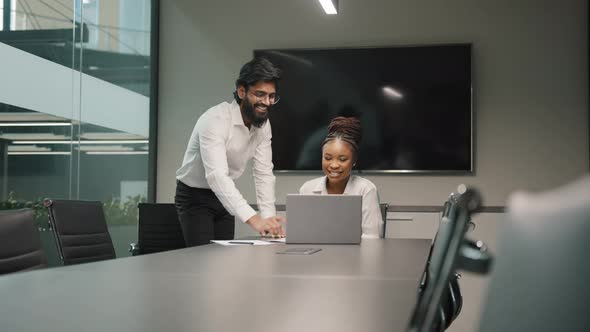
[129,242,140,256]
[457,239,493,274]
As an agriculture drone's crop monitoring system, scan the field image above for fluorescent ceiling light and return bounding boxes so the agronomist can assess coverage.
[80,132,147,140]
[77,145,134,152]
[85,151,149,155]
[0,112,69,122]
[318,0,338,15]
[12,140,149,145]
[8,145,51,152]
[0,122,72,127]
[0,133,69,141]
[77,140,148,145]
[8,152,71,156]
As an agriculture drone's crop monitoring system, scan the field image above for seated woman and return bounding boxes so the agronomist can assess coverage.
[299,117,383,239]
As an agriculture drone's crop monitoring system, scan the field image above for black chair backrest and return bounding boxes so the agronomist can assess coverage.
[413,196,461,331]
[379,203,389,238]
[408,187,482,332]
[44,199,115,265]
[137,203,185,255]
[429,197,459,278]
[0,209,47,275]
[431,197,464,329]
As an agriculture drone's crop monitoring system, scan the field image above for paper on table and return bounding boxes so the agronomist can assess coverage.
[262,237,286,243]
[211,240,275,246]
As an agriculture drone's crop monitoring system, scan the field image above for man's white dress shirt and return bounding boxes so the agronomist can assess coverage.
[299,175,383,239]
[176,100,276,223]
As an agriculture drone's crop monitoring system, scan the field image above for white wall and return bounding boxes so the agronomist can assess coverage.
[157,0,588,206]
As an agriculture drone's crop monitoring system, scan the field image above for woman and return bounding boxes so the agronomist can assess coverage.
[299,117,383,238]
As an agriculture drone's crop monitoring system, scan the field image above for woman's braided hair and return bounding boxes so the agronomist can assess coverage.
[322,117,362,161]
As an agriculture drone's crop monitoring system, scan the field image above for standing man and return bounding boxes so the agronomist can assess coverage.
[175,58,285,246]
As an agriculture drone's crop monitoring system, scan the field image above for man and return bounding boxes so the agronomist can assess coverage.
[175,58,285,246]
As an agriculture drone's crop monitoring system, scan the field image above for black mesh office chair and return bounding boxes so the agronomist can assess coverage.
[408,186,493,332]
[44,199,115,265]
[129,203,185,255]
[413,197,462,331]
[0,209,47,275]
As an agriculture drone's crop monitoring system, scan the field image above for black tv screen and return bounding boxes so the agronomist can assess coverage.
[254,44,472,173]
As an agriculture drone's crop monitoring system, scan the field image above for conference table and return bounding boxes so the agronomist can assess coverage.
[0,238,431,332]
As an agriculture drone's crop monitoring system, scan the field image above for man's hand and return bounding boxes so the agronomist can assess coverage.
[246,214,286,238]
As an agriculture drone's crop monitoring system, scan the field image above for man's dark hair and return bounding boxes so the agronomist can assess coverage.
[233,57,281,103]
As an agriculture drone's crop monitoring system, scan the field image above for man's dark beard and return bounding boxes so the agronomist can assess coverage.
[242,99,271,128]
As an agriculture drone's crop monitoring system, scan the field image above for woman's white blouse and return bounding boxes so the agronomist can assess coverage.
[299,175,383,239]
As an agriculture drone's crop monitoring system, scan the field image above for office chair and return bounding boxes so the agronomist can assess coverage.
[408,186,493,332]
[129,203,185,255]
[0,209,48,275]
[44,199,115,265]
[431,195,491,329]
[379,203,389,238]
[478,175,590,332]
[418,196,463,331]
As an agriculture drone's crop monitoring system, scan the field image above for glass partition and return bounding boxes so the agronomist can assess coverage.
[0,0,157,264]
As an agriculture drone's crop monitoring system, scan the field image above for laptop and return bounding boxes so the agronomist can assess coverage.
[285,194,362,244]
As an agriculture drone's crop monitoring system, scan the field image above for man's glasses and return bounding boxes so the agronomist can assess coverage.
[249,90,280,105]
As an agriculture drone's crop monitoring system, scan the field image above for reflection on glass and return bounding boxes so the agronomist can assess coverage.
[0,1,154,262]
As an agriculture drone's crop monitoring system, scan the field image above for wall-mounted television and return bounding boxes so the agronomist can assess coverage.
[254,44,472,173]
